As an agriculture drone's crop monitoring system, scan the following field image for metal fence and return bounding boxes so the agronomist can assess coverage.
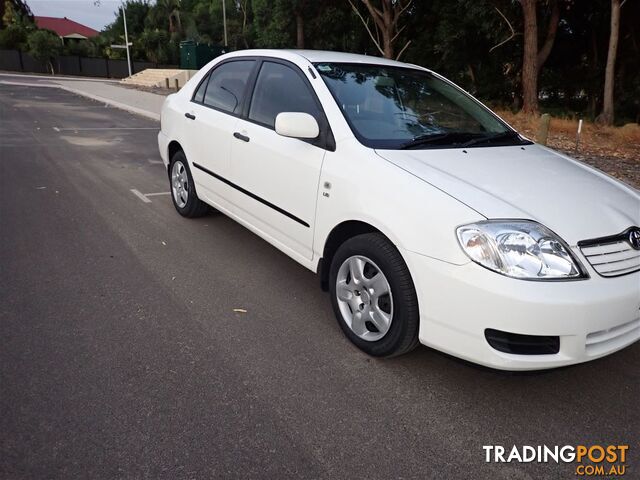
[0,49,177,78]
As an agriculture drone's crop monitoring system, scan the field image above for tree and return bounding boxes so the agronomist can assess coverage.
[252,0,295,48]
[348,0,413,59]
[1,0,33,26]
[143,0,182,38]
[519,0,560,114]
[138,28,171,63]
[27,29,61,74]
[596,0,621,125]
[0,22,28,48]
[1,0,35,49]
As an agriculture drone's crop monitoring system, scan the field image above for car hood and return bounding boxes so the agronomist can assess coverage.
[375,144,640,245]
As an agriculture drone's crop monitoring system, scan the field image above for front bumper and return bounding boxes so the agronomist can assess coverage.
[402,248,640,370]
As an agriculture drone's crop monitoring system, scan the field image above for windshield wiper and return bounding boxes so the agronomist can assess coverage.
[460,131,524,147]
[400,132,480,150]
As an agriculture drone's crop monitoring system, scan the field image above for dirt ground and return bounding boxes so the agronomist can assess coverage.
[497,111,640,189]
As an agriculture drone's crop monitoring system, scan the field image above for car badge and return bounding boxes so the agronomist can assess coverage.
[629,227,640,250]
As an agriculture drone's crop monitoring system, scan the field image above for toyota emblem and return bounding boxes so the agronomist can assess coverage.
[629,227,640,250]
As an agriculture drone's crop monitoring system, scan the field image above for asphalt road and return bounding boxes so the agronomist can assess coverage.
[1,84,638,480]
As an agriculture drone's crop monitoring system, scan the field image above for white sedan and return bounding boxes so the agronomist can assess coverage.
[158,50,640,370]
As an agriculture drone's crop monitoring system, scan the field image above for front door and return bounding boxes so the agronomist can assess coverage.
[229,60,328,261]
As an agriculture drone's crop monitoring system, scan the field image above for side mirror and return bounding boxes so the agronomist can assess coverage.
[275,112,319,139]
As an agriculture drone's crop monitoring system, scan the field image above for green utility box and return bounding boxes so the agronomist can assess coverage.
[180,41,227,70]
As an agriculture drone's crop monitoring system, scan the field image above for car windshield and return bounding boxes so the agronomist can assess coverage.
[315,63,529,150]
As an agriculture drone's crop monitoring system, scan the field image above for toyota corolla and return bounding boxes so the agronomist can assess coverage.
[158,50,640,370]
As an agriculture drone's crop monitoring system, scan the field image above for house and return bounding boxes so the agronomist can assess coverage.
[34,16,99,43]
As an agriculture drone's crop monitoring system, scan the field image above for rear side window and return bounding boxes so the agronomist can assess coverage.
[249,61,320,128]
[202,60,255,114]
[193,72,209,103]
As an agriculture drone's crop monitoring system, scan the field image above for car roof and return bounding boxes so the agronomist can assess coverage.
[225,49,428,71]
[285,50,422,68]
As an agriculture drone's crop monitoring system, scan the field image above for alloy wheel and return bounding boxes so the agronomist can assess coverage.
[171,160,189,208]
[335,255,394,342]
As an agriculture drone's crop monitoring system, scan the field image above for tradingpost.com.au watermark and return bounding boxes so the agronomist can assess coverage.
[483,444,629,476]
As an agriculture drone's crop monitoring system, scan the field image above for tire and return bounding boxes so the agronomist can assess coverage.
[169,150,210,218]
[329,233,420,357]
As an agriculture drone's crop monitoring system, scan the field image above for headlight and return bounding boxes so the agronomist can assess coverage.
[456,220,587,280]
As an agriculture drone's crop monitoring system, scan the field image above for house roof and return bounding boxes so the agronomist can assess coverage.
[34,16,99,39]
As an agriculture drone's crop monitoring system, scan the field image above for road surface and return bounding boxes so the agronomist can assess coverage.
[1,84,638,479]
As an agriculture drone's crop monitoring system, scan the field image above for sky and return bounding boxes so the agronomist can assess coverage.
[27,0,123,31]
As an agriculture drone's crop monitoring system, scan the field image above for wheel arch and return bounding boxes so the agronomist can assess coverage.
[167,140,184,175]
[318,220,395,291]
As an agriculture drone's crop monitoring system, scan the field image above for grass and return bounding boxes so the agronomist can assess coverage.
[496,110,640,155]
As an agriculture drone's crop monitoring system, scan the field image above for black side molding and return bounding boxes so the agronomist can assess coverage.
[192,162,310,228]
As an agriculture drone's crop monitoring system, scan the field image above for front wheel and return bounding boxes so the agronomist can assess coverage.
[169,150,209,218]
[329,233,420,357]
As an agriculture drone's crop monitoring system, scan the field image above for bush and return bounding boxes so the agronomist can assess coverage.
[0,23,28,49]
[27,29,61,74]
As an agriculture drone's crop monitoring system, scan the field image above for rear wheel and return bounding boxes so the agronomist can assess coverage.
[169,150,209,218]
[329,233,420,357]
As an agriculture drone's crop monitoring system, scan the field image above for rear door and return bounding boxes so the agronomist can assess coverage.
[183,59,256,209]
[229,60,330,261]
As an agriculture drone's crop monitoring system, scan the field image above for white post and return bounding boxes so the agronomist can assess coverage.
[122,2,132,77]
[222,0,228,47]
[575,119,583,152]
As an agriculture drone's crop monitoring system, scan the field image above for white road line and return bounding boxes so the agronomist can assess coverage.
[147,159,164,164]
[145,192,171,197]
[52,127,60,132]
[130,189,152,203]
[0,80,59,88]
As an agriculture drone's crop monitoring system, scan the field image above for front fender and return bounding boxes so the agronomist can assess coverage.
[314,139,483,266]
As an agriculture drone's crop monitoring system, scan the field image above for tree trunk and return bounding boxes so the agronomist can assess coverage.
[536,0,559,73]
[296,11,304,49]
[240,0,249,49]
[520,0,539,115]
[597,0,620,126]
[381,3,394,59]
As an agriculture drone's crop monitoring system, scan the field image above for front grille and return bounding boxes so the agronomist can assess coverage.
[586,318,640,356]
[579,238,640,278]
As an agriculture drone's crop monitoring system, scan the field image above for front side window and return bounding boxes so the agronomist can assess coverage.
[249,61,321,128]
[316,63,528,149]
[201,60,255,114]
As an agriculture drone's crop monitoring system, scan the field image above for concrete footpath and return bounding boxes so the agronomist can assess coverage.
[0,72,165,121]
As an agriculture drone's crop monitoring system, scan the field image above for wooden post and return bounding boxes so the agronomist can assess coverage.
[165,77,170,89]
[174,78,179,91]
[536,113,551,145]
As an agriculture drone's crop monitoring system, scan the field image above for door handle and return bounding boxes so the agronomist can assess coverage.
[184,112,196,120]
[233,132,250,142]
